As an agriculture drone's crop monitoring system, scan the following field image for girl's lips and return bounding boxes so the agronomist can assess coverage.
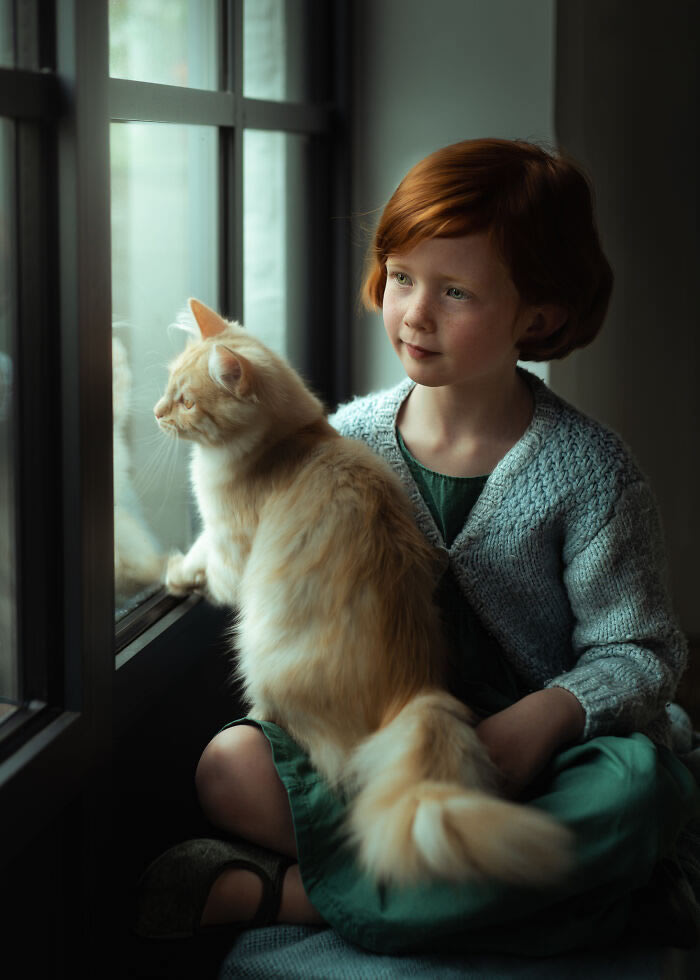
[404,341,438,360]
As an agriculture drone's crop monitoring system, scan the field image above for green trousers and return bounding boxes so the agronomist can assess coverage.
[226,720,699,956]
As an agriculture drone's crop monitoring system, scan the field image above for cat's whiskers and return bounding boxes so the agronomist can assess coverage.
[132,427,182,502]
[140,424,172,450]
[152,428,189,524]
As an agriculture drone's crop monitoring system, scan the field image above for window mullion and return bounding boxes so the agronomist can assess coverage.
[109,77,234,126]
[56,0,113,731]
[0,66,61,118]
[14,117,60,711]
[329,0,352,406]
[231,0,244,321]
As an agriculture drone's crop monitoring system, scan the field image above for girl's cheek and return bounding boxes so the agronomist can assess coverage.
[382,294,399,328]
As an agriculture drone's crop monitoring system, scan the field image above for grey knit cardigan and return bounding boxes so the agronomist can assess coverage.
[329,372,686,746]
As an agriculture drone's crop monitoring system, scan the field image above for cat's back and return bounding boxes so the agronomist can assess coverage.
[237,414,445,744]
[253,420,435,577]
[268,419,412,516]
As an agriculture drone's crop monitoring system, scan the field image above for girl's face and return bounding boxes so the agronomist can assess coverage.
[382,234,535,392]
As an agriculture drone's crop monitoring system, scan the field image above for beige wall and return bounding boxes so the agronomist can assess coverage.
[350,0,556,395]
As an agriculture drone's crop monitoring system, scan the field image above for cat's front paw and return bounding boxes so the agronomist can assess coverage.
[165,551,206,596]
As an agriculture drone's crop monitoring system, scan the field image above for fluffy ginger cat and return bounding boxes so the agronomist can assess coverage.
[154,298,572,887]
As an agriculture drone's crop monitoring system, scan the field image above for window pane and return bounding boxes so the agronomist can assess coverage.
[0,0,13,68]
[111,122,218,620]
[109,0,218,89]
[0,119,17,716]
[244,0,311,102]
[243,129,311,369]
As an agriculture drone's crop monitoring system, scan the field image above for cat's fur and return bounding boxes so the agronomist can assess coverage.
[154,298,572,886]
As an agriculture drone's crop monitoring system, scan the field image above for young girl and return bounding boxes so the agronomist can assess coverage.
[136,138,699,955]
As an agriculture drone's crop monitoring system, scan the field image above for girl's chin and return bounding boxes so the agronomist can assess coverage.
[399,346,442,374]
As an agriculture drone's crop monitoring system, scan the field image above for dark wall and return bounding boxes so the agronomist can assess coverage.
[4,602,243,978]
[552,0,700,639]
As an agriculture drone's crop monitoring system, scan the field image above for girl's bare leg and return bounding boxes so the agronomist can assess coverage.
[194,724,324,926]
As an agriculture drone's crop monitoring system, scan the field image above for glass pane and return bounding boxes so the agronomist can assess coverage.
[0,0,13,68]
[244,0,310,102]
[0,119,17,716]
[111,122,218,620]
[109,0,218,89]
[243,129,311,368]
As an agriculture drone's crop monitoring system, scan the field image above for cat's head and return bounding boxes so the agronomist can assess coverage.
[154,298,321,449]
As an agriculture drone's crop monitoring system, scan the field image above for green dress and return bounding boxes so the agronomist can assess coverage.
[224,437,699,956]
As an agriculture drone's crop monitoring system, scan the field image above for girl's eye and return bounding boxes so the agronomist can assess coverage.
[391,271,411,286]
[447,287,467,300]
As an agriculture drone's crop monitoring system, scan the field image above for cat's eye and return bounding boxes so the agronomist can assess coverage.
[180,396,194,410]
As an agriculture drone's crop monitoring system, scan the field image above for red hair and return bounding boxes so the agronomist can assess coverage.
[362,139,613,361]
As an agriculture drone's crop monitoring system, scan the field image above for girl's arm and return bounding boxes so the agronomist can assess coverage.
[476,687,585,798]
[549,477,687,742]
[478,476,684,796]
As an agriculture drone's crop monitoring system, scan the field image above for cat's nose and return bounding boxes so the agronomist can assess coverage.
[154,400,165,419]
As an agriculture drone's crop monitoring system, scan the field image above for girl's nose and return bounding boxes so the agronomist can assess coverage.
[404,296,435,332]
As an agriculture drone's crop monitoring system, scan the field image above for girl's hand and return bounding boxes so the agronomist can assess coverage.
[475,687,585,799]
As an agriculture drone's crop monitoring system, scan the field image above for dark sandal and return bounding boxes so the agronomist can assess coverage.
[133,837,293,940]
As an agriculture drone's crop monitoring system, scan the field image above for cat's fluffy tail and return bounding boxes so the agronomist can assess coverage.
[344,691,573,886]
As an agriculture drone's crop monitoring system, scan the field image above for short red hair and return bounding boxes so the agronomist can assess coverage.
[362,139,613,361]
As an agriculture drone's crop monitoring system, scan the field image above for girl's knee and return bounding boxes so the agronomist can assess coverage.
[195,724,273,821]
[195,724,297,855]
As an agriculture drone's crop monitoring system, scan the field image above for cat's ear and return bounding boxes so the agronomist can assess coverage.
[188,298,229,340]
[208,344,253,397]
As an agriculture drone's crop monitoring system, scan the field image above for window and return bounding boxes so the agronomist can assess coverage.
[109,0,219,90]
[243,130,315,366]
[108,0,348,650]
[111,120,219,619]
[0,0,349,853]
[108,1,223,625]
[244,0,311,102]
[0,0,12,68]
[0,117,16,719]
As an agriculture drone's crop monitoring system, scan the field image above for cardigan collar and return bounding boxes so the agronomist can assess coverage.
[374,370,560,556]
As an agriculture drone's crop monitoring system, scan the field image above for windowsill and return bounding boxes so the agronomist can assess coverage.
[115,592,203,670]
[115,587,189,656]
[0,696,59,758]
[0,702,17,723]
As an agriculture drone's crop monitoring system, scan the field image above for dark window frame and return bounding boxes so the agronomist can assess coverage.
[0,0,350,860]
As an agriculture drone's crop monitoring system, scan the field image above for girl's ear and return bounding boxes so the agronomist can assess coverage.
[208,344,253,396]
[521,304,569,342]
[188,298,229,339]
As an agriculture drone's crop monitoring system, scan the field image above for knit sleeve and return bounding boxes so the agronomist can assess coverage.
[547,479,687,740]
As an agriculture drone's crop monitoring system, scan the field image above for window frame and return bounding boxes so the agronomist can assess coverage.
[0,0,350,859]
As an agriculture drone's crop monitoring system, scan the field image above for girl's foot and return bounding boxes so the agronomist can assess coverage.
[201,862,324,927]
[134,837,323,939]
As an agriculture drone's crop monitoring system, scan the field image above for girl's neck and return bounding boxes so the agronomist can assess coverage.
[398,371,534,478]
